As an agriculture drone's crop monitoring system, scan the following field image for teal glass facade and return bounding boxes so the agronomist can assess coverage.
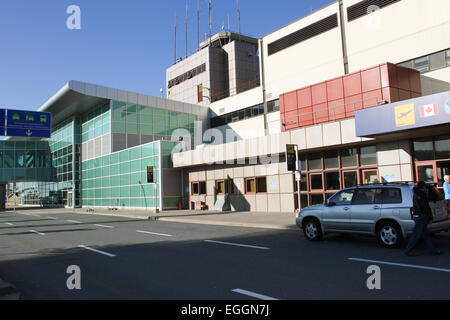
[2,97,198,210]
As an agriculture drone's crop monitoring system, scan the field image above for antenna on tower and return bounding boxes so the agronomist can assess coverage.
[197,0,200,50]
[208,0,212,47]
[237,0,241,41]
[174,13,177,63]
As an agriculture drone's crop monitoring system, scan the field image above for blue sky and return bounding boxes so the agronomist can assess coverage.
[0,0,334,112]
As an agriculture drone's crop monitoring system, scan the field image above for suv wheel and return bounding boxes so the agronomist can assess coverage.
[377,221,403,248]
[303,219,323,242]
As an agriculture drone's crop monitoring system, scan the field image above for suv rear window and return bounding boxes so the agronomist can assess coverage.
[381,188,402,204]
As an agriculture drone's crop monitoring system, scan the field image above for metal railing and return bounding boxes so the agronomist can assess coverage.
[275,97,385,129]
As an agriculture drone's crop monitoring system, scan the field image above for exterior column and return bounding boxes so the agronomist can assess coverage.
[0,184,6,212]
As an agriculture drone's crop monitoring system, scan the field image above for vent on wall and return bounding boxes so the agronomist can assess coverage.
[268,14,338,56]
[347,0,401,22]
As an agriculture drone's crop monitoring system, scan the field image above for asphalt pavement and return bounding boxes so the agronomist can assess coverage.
[1,208,450,300]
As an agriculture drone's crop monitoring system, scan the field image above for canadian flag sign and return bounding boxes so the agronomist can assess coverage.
[420,104,439,118]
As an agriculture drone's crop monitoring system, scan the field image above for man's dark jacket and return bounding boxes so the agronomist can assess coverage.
[413,187,433,220]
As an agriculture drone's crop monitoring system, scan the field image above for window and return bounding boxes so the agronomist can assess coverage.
[341,148,358,167]
[324,150,339,169]
[246,178,256,194]
[353,188,382,205]
[330,189,355,206]
[343,171,358,188]
[309,153,322,170]
[429,51,446,71]
[257,177,267,193]
[216,180,225,195]
[414,56,429,73]
[325,172,341,191]
[311,194,325,206]
[360,146,377,166]
[192,181,206,195]
[197,85,203,103]
[381,188,402,204]
[414,140,434,161]
[310,174,323,191]
[245,177,267,194]
[435,136,450,160]
[362,170,379,184]
[192,182,199,195]
[199,182,206,195]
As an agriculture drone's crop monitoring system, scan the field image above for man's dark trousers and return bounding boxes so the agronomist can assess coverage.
[405,216,438,254]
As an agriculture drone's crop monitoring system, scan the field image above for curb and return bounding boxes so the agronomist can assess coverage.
[0,279,20,300]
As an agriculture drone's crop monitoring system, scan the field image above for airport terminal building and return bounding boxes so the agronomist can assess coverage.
[1,0,449,213]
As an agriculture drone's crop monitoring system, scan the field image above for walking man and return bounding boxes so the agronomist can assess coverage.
[443,175,450,200]
[404,181,443,256]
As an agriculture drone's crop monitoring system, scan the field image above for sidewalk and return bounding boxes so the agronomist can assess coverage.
[72,207,298,231]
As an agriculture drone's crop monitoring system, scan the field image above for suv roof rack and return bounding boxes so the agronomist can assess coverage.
[354,181,416,187]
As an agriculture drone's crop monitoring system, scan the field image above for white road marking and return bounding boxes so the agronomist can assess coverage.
[349,258,450,273]
[94,224,115,229]
[78,245,116,257]
[136,230,173,237]
[204,240,270,250]
[5,223,14,226]
[67,220,82,224]
[29,230,46,236]
[46,217,57,220]
[232,289,279,301]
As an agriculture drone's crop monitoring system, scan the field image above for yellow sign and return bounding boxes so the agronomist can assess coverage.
[395,104,416,127]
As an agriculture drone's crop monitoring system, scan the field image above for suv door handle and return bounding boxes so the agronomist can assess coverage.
[373,206,380,210]
[343,207,350,211]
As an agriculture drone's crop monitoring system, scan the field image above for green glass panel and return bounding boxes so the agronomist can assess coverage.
[130,160,141,173]
[110,175,120,187]
[126,123,139,134]
[130,186,141,198]
[110,153,119,165]
[130,172,141,185]
[140,125,153,135]
[130,148,141,160]
[112,101,126,111]
[113,122,126,133]
[142,144,154,157]
[120,162,129,174]
[120,174,129,186]
[111,187,119,198]
[102,166,110,177]
[101,156,110,166]
[119,198,129,208]
[130,198,142,208]
[119,150,129,162]
[110,164,119,175]
[102,188,111,198]
[120,186,130,198]
[102,177,110,188]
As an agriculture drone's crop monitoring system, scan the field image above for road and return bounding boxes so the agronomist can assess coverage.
[1,209,450,300]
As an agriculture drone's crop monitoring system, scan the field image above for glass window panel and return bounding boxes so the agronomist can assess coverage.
[360,146,377,166]
[246,179,256,193]
[363,170,379,184]
[120,162,130,174]
[414,56,429,73]
[299,155,307,171]
[324,150,339,169]
[310,174,323,190]
[341,148,358,167]
[343,171,358,188]
[381,188,402,204]
[216,181,225,194]
[435,136,450,160]
[110,175,120,187]
[256,177,267,193]
[325,172,341,191]
[353,188,382,205]
[311,194,324,206]
[429,51,446,71]
[120,186,130,198]
[414,140,434,161]
[130,172,141,185]
[309,153,322,170]
[330,189,355,206]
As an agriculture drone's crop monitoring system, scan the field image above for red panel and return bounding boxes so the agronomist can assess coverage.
[361,66,381,93]
[382,87,392,104]
[326,77,344,101]
[345,94,363,117]
[283,91,298,112]
[362,89,383,109]
[396,66,411,91]
[380,63,399,88]
[409,69,422,94]
[280,94,286,114]
[343,72,362,97]
[398,89,412,101]
[298,106,314,127]
[328,99,346,120]
[311,82,328,105]
[283,110,299,130]
[313,103,329,124]
[297,87,312,108]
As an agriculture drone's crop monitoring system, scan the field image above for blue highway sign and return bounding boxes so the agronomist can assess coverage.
[0,109,5,136]
[6,110,52,138]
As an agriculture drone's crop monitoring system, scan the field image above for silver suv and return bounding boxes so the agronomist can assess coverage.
[296,183,450,248]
